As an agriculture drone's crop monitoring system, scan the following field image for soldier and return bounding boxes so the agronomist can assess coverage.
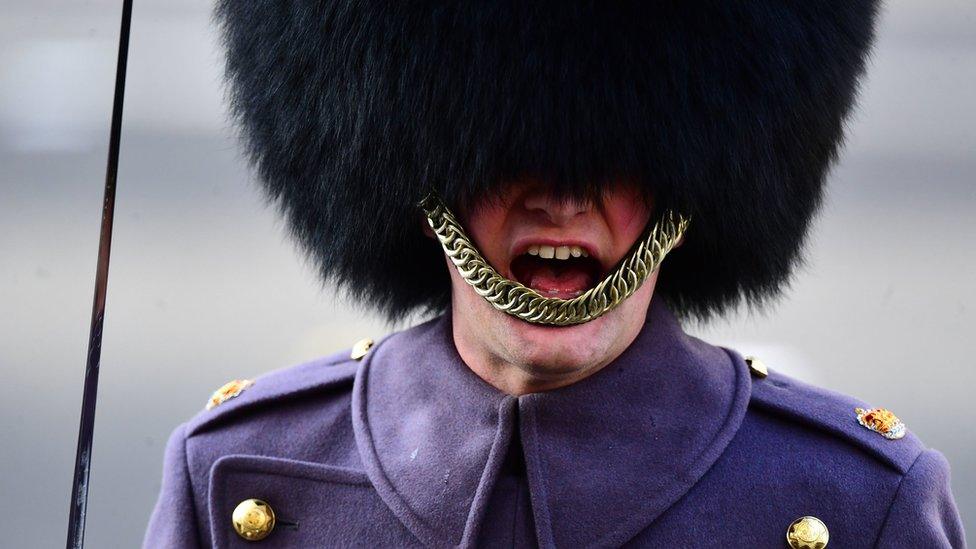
[145,2,964,547]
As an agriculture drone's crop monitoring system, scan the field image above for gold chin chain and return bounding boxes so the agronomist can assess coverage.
[420,194,689,326]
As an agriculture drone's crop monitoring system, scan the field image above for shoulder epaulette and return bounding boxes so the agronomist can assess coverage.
[749,367,925,475]
[186,346,365,437]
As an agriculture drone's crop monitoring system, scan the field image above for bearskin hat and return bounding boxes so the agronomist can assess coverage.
[215,1,880,321]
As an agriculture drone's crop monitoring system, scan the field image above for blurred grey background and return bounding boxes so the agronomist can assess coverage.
[0,1,972,546]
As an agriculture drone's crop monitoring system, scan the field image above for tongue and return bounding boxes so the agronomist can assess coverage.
[527,264,592,298]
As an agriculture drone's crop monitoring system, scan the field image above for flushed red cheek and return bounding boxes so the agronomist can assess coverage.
[605,191,651,241]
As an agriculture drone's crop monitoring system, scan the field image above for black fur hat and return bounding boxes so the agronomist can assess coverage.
[216,1,880,321]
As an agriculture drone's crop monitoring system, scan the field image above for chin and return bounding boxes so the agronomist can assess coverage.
[450,261,658,389]
[496,288,651,381]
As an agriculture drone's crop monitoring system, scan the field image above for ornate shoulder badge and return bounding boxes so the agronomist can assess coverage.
[854,407,906,440]
[206,379,254,410]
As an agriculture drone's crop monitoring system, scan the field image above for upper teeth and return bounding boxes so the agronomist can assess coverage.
[526,245,588,259]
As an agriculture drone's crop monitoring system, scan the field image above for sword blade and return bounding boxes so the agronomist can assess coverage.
[66,1,133,547]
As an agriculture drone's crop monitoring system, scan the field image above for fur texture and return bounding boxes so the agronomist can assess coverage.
[215,0,880,321]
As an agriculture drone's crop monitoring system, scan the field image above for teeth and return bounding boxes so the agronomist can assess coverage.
[524,244,590,260]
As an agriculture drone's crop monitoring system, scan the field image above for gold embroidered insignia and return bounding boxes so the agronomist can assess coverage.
[855,407,906,440]
[206,379,254,410]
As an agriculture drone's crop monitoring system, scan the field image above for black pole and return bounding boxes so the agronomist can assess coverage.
[66,1,133,547]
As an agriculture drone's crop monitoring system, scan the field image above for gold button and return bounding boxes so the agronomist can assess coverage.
[350,338,374,360]
[786,516,829,549]
[232,498,276,541]
[744,356,768,378]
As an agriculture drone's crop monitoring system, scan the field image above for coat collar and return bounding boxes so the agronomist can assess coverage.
[352,299,751,547]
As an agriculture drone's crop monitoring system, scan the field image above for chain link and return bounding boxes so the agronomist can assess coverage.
[421,194,689,326]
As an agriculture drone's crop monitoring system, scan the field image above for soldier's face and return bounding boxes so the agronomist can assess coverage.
[445,181,659,394]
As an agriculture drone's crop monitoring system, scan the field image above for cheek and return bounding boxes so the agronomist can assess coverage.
[604,192,651,248]
[464,204,512,262]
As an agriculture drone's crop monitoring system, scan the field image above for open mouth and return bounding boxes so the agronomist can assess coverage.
[421,193,689,326]
[510,245,604,299]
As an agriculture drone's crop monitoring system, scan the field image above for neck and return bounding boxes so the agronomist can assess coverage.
[449,297,651,396]
[452,334,603,395]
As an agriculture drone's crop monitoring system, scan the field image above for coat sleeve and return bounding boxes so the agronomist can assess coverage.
[143,423,203,548]
[875,449,966,548]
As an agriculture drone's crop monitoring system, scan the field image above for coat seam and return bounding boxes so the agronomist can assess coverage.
[871,448,927,549]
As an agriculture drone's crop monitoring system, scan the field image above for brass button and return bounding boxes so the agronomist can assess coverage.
[786,516,829,549]
[744,355,768,378]
[350,338,374,360]
[232,498,276,541]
